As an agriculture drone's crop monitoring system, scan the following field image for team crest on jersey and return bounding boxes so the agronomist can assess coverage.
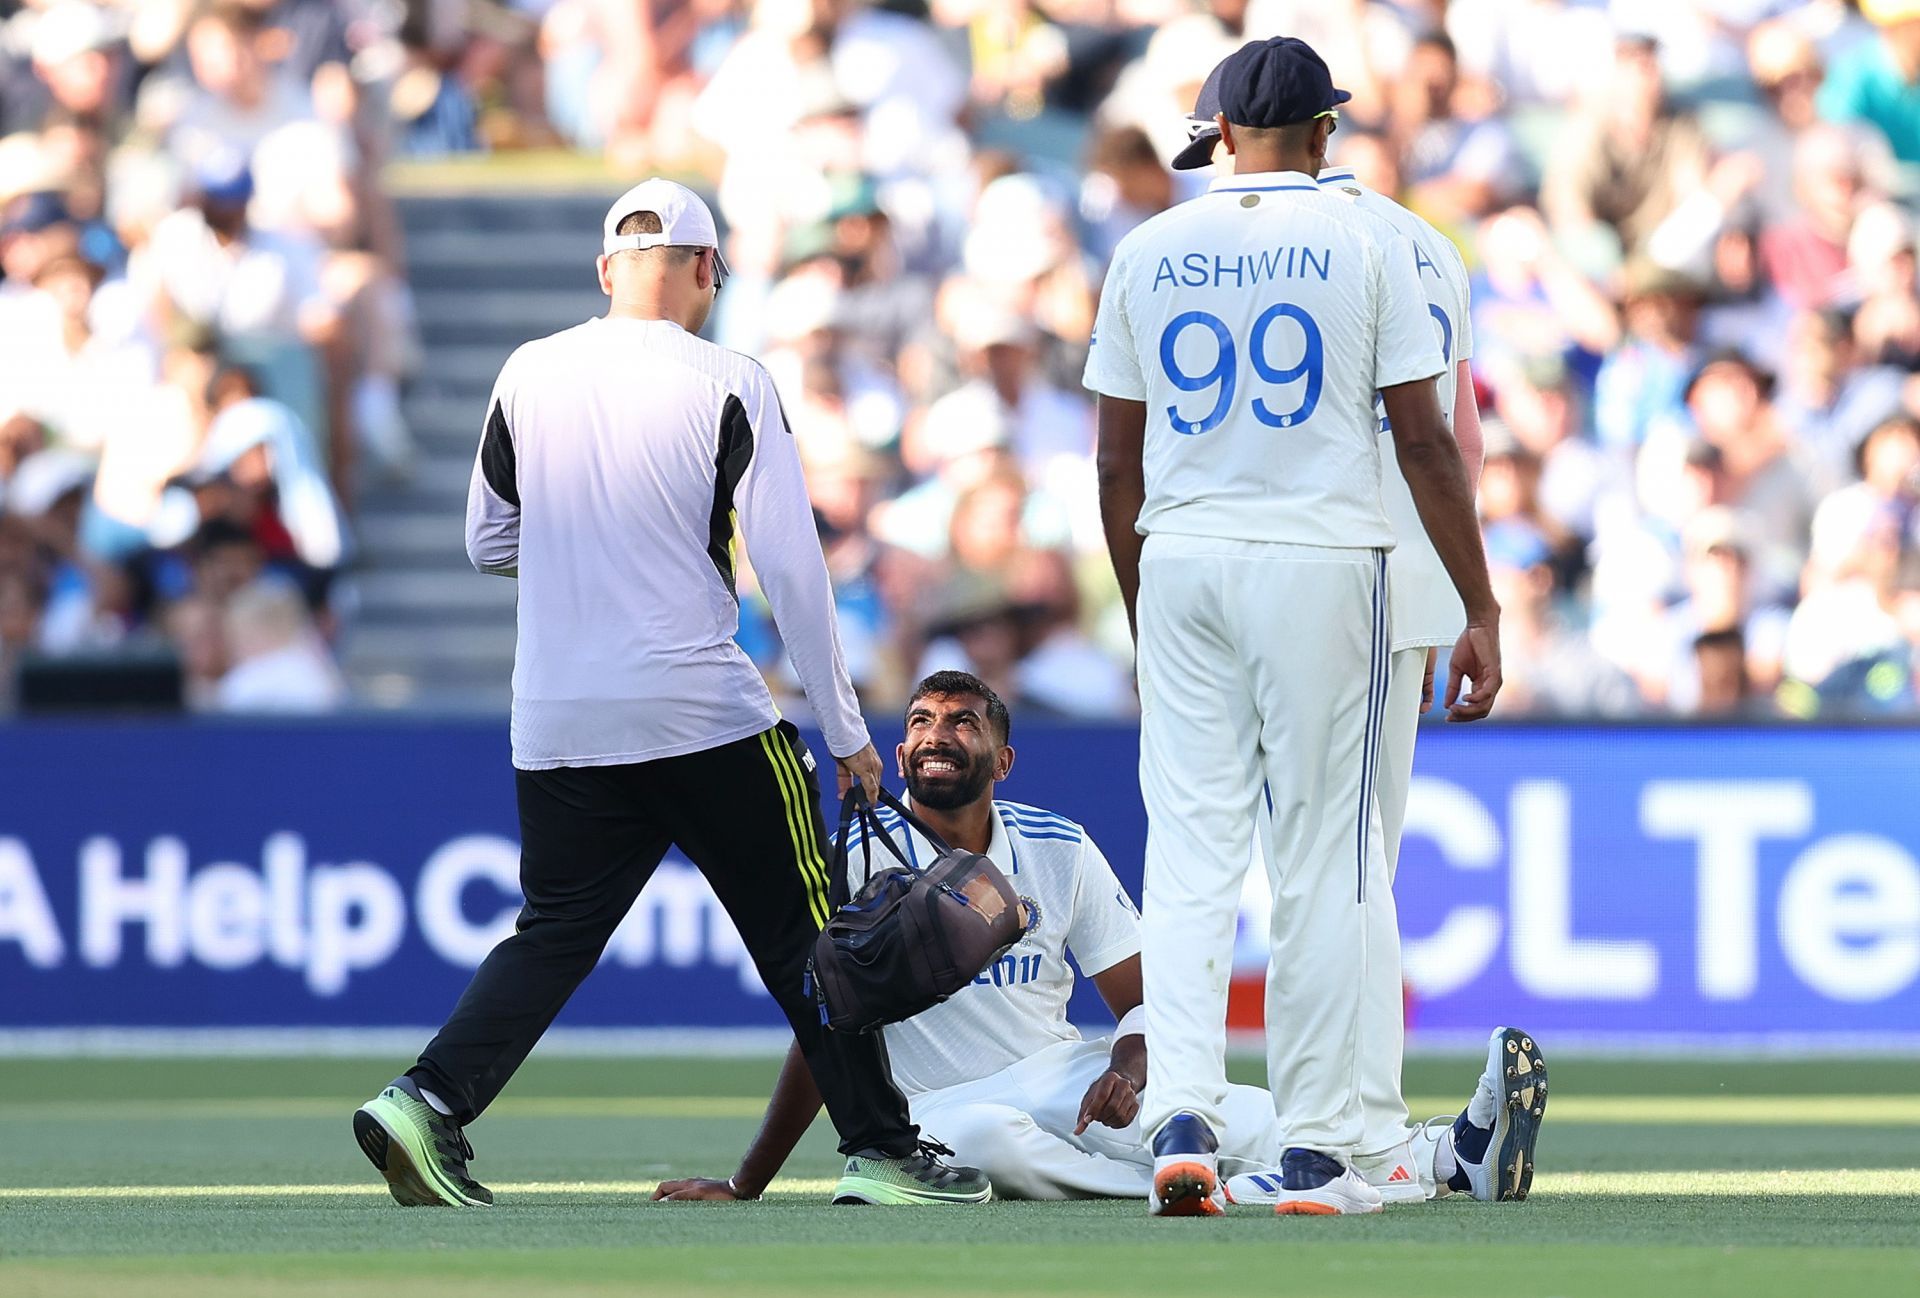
[1018,895,1043,936]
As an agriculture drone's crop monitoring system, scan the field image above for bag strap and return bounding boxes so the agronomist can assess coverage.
[871,787,957,857]
[832,787,912,902]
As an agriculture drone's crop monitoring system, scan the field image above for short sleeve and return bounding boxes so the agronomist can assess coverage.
[1065,836,1142,977]
[1082,249,1148,401]
[1442,239,1475,365]
[1371,234,1447,391]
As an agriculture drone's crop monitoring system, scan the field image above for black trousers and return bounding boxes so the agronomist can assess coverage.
[412,721,917,1156]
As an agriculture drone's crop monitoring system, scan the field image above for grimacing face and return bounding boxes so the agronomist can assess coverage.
[898,692,1009,811]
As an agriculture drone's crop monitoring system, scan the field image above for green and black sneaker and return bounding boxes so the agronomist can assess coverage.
[352,1075,493,1207]
[832,1139,992,1205]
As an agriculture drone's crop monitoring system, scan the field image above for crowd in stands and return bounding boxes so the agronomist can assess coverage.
[0,0,415,711]
[3,0,1920,720]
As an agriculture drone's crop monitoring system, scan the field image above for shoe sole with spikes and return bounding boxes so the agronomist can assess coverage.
[1490,1027,1548,1202]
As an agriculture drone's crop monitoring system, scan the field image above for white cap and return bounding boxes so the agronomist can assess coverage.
[31,3,116,68]
[6,448,95,518]
[602,178,729,280]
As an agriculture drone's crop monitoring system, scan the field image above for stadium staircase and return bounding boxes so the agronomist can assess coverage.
[344,189,610,710]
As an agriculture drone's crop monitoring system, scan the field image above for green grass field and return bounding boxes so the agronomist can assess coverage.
[2,1053,1916,1296]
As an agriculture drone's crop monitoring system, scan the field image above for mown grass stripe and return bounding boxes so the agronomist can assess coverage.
[2,1095,1913,1124]
[4,1169,1917,1201]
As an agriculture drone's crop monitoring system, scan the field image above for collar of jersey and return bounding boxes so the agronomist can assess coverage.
[594,314,685,331]
[884,796,1015,875]
[1317,168,1359,186]
[1208,169,1320,194]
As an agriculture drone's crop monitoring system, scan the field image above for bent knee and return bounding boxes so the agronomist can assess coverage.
[919,1103,1038,1185]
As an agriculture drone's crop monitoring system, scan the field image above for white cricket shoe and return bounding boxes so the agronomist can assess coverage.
[1445,1026,1548,1202]
[1351,1134,1435,1203]
[1222,1148,1384,1215]
[1147,1112,1225,1217]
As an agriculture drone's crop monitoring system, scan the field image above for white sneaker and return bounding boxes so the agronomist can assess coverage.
[1147,1112,1225,1217]
[1449,1026,1548,1202]
[1223,1148,1384,1215]
[1351,1135,1433,1203]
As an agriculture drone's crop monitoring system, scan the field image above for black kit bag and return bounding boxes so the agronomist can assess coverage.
[804,787,1026,1033]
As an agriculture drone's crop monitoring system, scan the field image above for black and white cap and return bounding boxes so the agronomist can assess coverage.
[1171,61,1226,171]
[601,178,730,281]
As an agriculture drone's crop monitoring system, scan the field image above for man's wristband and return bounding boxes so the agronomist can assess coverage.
[727,1176,761,1201]
[1114,1004,1147,1042]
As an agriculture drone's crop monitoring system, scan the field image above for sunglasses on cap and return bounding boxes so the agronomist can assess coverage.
[1190,107,1339,139]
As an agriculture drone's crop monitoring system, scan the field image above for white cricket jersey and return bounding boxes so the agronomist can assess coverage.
[1320,166,1477,649]
[466,316,869,769]
[839,799,1141,1098]
[1082,169,1445,551]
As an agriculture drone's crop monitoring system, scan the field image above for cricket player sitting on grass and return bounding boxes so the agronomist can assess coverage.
[654,671,1286,1202]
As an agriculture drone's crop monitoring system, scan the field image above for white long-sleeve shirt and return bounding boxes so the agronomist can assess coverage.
[466,315,870,770]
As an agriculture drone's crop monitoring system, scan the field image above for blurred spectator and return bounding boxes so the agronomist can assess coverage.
[1471,206,1621,378]
[1543,35,1710,261]
[1005,547,1133,718]
[1846,201,1920,368]
[1761,124,1878,311]
[762,269,905,458]
[1658,509,1792,713]
[1446,0,1616,107]
[187,377,349,585]
[917,570,1027,710]
[1743,19,1825,221]
[1817,0,1920,164]
[1387,30,1520,227]
[935,295,1093,482]
[1594,261,1705,452]
[1782,499,1913,713]
[1491,353,1619,552]
[1081,125,1173,264]
[1775,308,1908,488]
[1487,524,1642,716]
[1808,414,1920,579]
[168,3,319,172]
[1678,350,1815,598]
[1,2,133,137]
[1691,628,1765,716]
[214,575,345,712]
[134,153,334,424]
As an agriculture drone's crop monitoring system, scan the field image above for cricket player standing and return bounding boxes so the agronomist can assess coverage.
[1171,73,1549,1208]
[1084,37,1502,1216]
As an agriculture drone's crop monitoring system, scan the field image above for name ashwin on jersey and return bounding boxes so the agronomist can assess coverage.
[1152,247,1333,291]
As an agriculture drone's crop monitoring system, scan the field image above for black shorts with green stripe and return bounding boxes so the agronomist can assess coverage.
[413,721,916,1156]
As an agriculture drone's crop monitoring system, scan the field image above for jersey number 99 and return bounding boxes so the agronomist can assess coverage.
[1157,305,1324,436]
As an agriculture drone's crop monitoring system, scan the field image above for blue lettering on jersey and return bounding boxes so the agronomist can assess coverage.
[973,953,1047,987]
[1159,306,1324,434]
[1414,244,1442,282]
[1152,248,1334,292]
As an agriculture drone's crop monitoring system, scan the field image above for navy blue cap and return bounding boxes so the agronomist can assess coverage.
[191,150,254,206]
[1171,62,1227,170]
[1215,36,1349,130]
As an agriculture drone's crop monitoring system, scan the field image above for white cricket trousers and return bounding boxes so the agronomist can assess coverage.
[1357,645,1427,1157]
[1135,533,1391,1159]
[912,1037,1282,1200]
